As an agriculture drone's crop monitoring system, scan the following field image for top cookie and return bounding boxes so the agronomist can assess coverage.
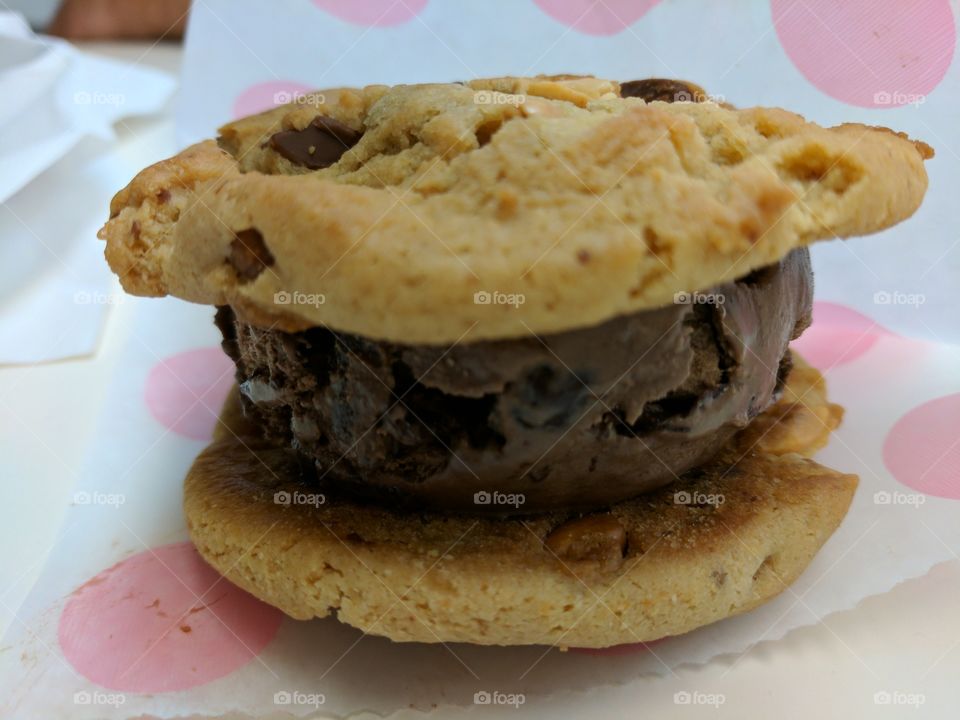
[100,76,931,344]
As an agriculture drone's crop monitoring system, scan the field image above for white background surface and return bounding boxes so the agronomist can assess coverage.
[1,37,959,720]
[0,38,182,668]
[0,15,175,363]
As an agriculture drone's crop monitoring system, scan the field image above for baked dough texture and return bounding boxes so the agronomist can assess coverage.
[100,76,930,344]
[184,355,856,647]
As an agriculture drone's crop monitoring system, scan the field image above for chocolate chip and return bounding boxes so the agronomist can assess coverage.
[268,116,362,170]
[229,228,274,281]
[620,79,707,103]
[545,514,627,573]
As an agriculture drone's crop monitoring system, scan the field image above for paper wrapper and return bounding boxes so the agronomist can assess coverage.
[0,12,176,364]
[3,1,959,717]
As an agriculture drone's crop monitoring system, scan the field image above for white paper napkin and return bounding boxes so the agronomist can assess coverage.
[0,12,176,364]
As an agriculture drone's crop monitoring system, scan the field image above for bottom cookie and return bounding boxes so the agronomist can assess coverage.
[184,355,856,648]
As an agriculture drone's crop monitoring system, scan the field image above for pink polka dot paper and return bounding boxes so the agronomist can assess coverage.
[772,0,955,107]
[534,0,663,35]
[59,543,282,693]
[311,0,428,27]
[144,348,235,442]
[884,394,960,501]
[790,301,889,372]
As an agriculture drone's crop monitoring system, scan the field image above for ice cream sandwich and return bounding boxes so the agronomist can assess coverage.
[100,76,930,646]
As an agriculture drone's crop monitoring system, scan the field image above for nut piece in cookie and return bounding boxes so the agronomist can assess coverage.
[545,514,628,575]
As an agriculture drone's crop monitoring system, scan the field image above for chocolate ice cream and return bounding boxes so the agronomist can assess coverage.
[216,248,812,515]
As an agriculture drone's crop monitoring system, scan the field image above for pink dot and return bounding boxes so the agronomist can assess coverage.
[59,542,283,693]
[790,301,888,372]
[883,394,960,500]
[144,347,235,441]
[571,638,667,656]
[311,0,428,27]
[772,0,955,107]
[533,0,663,36]
[232,81,314,119]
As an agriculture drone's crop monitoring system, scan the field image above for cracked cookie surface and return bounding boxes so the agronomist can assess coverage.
[101,75,931,343]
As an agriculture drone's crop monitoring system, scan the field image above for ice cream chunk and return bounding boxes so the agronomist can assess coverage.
[215,248,813,515]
